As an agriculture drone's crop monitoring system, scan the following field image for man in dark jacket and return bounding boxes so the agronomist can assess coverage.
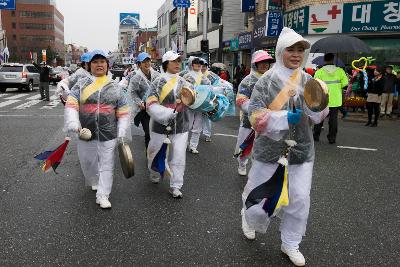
[34,61,51,101]
[380,65,397,117]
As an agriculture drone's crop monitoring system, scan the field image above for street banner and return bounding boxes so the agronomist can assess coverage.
[120,13,140,28]
[241,0,255,12]
[42,49,47,63]
[238,31,252,50]
[266,11,283,37]
[230,38,239,52]
[173,0,190,8]
[342,1,400,33]
[266,0,283,11]
[188,0,198,32]
[252,13,267,48]
[0,0,16,10]
[308,4,343,34]
[283,7,309,34]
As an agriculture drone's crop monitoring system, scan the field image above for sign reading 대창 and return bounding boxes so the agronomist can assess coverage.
[283,7,309,34]
[342,1,400,33]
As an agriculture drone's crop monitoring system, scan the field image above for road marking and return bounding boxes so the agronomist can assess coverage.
[26,95,42,100]
[0,100,20,108]
[4,94,29,100]
[337,146,377,151]
[0,114,63,117]
[13,100,42,109]
[214,133,238,138]
[40,95,60,109]
[0,93,10,98]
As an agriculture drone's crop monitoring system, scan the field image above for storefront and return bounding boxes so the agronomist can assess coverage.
[187,28,221,63]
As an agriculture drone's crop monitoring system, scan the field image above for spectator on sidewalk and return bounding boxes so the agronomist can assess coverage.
[33,61,51,101]
[313,53,348,144]
[365,67,385,127]
[380,65,397,118]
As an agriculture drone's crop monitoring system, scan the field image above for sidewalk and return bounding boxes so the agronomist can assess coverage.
[343,111,400,123]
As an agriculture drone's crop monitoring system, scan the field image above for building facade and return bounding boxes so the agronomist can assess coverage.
[1,0,64,64]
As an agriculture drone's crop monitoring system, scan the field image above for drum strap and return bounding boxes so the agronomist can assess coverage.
[268,69,300,111]
[159,76,178,104]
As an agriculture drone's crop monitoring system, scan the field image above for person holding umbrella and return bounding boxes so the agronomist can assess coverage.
[313,53,348,144]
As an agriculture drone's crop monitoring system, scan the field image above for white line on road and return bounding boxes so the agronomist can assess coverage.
[0,100,20,108]
[4,94,29,100]
[26,95,42,100]
[0,93,10,98]
[337,146,377,151]
[13,100,42,109]
[214,133,238,138]
[0,114,63,117]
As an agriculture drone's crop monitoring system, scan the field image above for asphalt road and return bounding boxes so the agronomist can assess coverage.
[0,90,399,266]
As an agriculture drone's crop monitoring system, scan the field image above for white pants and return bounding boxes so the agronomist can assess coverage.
[202,116,212,137]
[189,111,204,150]
[77,139,117,198]
[234,127,253,168]
[380,93,394,114]
[147,132,188,189]
[242,159,314,249]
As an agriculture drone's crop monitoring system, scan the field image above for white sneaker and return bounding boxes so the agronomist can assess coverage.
[238,166,247,176]
[91,185,98,191]
[169,187,183,198]
[241,209,255,240]
[96,196,112,209]
[281,245,306,266]
[189,148,199,154]
[149,172,160,184]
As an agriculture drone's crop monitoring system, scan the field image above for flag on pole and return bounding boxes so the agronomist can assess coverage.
[34,138,70,173]
[234,129,255,160]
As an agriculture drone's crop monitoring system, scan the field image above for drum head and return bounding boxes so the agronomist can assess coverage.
[180,87,195,106]
[118,142,134,179]
[304,78,329,112]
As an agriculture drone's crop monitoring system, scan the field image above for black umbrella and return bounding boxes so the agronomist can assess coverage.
[312,55,345,67]
[311,35,372,54]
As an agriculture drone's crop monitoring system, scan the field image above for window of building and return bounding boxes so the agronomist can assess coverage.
[20,35,55,42]
[12,34,16,41]
[12,22,16,29]
[20,23,55,30]
[20,11,53,19]
[11,11,15,17]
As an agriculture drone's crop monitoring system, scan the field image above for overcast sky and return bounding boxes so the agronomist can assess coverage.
[56,0,164,52]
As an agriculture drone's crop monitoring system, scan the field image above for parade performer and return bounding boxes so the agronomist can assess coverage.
[56,52,92,105]
[183,56,211,154]
[146,51,193,198]
[128,52,160,149]
[241,28,328,266]
[234,50,274,176]
[200,59,216,142]
[64,50,131,209]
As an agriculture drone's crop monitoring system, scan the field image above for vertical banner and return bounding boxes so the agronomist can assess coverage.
[188,0,198,32]
[242,0,255,12]
[42,49,47,63]
[266,11,283,37]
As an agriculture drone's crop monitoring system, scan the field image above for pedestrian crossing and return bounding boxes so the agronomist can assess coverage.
[0,92,62,110]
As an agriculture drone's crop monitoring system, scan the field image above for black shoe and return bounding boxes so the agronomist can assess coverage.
[371,122,377,127]
[328,139,336,144]
[40,96,45,100]
[387,114,392,119]
[365,121,371,126]
[45,98,50,101]
[313,136,319,142]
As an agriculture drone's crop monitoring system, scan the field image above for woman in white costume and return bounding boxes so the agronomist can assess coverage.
[146,51,193,198]
[235,50,274,176]
[183,56,211,154]
[241,28,329,266]
[64,50,131,209]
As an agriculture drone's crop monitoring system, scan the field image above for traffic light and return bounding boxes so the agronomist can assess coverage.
[201,40,209,53]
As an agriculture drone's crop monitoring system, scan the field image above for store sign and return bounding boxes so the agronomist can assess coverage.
[222,40,231,52]
[122,57,135,65]
[0,0,15,10]
[266,11,283,37]
[242,0,255,12]
[252,13,267,47]
[238,32,252,50]
[343,1,400,33]
[267,0,283,11]
[283,7,309,34]
[188,0,198,32]
[308,4,343,34]
[120,13,140,28]
[230,38,239,52]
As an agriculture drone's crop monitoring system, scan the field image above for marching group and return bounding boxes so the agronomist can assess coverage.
[54,28,344,266]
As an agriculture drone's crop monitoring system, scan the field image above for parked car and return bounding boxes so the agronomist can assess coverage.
[49,66,64,85]
[0,63,40,92]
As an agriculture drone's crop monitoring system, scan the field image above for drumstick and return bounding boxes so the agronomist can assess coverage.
[268,69,300,111]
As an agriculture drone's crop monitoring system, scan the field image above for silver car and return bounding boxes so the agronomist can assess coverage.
[0,63,40,93]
